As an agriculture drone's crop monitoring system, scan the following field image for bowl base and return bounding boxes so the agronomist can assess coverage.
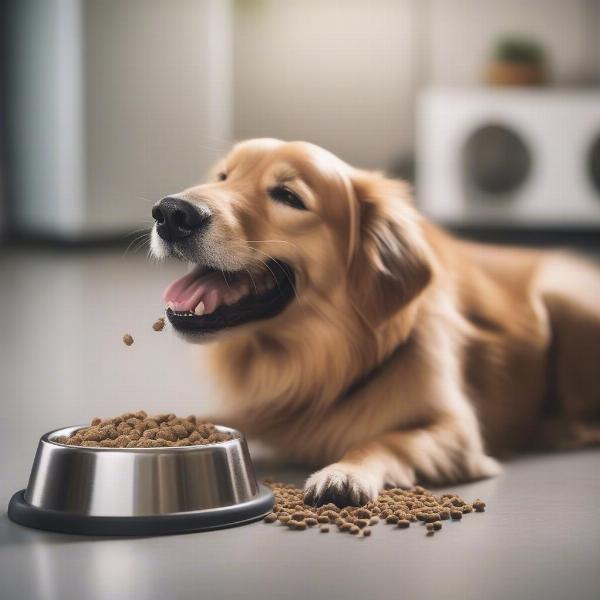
[8,485,274,536]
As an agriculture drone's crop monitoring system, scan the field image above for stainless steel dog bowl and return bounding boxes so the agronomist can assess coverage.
[8,425,273,535]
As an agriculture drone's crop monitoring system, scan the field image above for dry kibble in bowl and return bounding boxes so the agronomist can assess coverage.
[53,412,237,448]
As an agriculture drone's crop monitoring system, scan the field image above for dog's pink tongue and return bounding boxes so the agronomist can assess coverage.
[163,270,230,313]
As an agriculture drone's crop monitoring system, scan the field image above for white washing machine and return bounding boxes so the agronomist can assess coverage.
[417,88,600,228]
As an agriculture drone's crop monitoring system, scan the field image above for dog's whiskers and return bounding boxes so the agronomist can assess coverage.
[245,239,302,252]
[244,268,259,294]
[251,249,301,305]
[123,230,151,257]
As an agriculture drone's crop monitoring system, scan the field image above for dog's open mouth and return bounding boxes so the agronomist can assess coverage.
[163,260,296,334]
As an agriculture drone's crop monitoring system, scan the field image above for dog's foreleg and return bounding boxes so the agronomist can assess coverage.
[304,418,501,507]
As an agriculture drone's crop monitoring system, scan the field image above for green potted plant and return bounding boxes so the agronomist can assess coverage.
[486,37,546,86]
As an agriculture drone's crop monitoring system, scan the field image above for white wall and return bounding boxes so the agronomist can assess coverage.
[428,0,594,86]
[83,0,233,232]
[233,0,419,169]
[8,0,233,237]
[233,0,599,170]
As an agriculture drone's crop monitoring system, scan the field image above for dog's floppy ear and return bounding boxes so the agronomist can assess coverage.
[348,170,433,328]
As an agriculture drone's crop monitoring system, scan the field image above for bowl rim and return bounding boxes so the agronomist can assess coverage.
[45,423,243,451]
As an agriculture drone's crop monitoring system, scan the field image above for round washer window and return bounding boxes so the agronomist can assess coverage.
[463,124,532,197]
[588,134,600,197]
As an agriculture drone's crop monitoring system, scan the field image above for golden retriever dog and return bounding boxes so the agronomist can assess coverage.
[151,138,600,506]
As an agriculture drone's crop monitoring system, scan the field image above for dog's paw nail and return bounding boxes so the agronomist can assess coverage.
[304,465,378,508]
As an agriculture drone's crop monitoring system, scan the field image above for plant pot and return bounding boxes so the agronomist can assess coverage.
[485,61,546,87]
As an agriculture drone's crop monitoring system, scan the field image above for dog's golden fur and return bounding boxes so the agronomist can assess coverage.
[157,138,600,506]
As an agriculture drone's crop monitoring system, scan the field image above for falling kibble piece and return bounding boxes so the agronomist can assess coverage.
[122,333,134,346]
[152,317,165,332]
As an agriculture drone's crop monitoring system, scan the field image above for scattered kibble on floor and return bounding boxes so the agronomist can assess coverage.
[263,481,486,538]
[122,333,134,346]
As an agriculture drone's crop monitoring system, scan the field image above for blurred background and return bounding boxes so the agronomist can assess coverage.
[0,0,599,482]
[2,0,600,240]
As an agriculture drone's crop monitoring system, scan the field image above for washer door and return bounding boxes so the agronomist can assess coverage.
[588,133,600,199]
[463,123,532,198]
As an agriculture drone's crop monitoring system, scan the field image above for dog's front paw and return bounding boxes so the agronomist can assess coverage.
[303,463,379,507]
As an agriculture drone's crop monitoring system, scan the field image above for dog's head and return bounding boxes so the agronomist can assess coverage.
[151,139,432,340]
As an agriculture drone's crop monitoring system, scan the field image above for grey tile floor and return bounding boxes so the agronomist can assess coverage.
[1,246,599,600]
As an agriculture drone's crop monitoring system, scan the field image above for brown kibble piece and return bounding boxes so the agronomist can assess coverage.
[264,513,277,523]
[362,527,372,537]
[320,524,330,533]
[397,519,410,529]
[122,333,134,346]
[473,500,486,512]
[450,510,463,520]
[433,521,442,531]
[152,317,165,331]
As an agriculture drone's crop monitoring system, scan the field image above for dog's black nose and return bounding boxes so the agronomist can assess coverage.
[152,197,210,242]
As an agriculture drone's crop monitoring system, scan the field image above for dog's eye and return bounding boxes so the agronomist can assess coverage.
[268,186,307,210]
[217,172,227,182]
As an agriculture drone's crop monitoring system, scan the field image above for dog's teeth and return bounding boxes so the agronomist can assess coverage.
[166,301,175,311]
[194,301,205,316]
